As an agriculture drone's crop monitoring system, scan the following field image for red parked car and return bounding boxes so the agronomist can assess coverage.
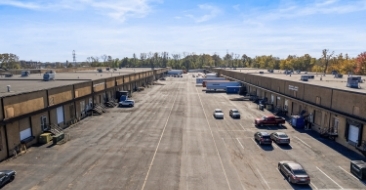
[255,115,285,127]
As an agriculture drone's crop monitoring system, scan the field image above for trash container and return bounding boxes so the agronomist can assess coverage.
[291,115,305,128]
[39,133,53,144]
[53,133,65,144]
[350,160,366,179]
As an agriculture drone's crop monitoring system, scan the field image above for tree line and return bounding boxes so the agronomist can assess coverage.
[1,50,366,75]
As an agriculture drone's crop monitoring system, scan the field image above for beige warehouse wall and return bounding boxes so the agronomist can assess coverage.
[74,82,92,98]
[332,90,366,119]
[0,126,7,161]
[6,121,19,156]
[31,111,48,138]
[3,91,47,119]
[303,85,332,108]
[105,78,115,89]
[93,79,105,92]
[124,75,130,83]
[48,85,73,106]
[116,76,123,85]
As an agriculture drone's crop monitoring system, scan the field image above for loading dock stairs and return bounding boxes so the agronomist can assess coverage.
[49,124,64,136]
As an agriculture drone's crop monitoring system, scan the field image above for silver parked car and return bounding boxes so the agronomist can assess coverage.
[213,109,224,119]
[278,161,310,185]
[229,109,240,119]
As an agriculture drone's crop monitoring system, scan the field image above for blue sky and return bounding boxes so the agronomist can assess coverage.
[0,0,365,62]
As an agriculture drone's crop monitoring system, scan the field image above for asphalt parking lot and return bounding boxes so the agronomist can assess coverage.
[0,73,365,190]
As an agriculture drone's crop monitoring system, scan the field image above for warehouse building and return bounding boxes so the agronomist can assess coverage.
[212,68,366,157]
[0,68,167,161]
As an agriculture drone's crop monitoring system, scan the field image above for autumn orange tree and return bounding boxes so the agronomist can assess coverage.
[355,52,366,75]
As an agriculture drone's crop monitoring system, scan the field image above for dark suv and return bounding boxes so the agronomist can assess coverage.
[0,170,16,187]
[254,131,272,145]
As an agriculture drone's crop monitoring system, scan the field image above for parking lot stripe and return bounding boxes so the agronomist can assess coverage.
[239,124,246,131]
[338,166,359,180]
[256,168,271,189]
[316,166,344,189]
[338,165,366,186]
[237,138,244,149]
[196,87,232,190]
[251,138,260,148]
[294,136,312,148]
[141,91,178,190]
[310,182,318,190]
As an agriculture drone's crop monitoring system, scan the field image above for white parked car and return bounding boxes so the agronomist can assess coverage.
[119,100,135,107]
[213,109,224,119]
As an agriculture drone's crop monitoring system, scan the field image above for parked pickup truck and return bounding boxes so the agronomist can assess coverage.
[255,115,285,127]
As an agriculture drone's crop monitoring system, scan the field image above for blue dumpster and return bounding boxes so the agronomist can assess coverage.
[226,86,240,94]
[291,115,304,128]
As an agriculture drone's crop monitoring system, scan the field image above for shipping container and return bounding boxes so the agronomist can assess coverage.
[206,81,241,90]
[205,73,217,78]
[203,80,229,87]
[196,77,226,84]
[226,86,241,94]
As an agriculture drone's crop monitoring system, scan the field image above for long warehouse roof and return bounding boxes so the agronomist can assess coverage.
[0,68,153,97]
[223,68,366,94]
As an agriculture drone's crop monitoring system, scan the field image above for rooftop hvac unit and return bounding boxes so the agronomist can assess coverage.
[43,70,56,81]
[347,76,361,88]
[284,70,293,75]
[300,75,309,81]
[300,74,314,81]
[21,70,30,77]
[4,73,13,77]
[334,73,343,78]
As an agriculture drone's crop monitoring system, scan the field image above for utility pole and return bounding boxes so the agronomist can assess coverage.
[72,50,76,67]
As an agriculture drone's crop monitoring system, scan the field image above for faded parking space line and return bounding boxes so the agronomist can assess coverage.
[316,166,343,189]
[239,124,246,131]
[310,182,318,190]
[338,166,359,180]
[251,138,260,149]
[221,137,254,140]
[141,89,179,190]
[237,138,244,149]
[338,166,366,186]
[294,136,312,148]
[196,87,232,190]
[256,169,271,189]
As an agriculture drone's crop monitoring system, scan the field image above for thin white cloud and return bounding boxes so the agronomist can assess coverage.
[0,0,40,9]
[186,4,221,23]
[0,0,157,21]
[233,4,240,11]
[257,0,366,21]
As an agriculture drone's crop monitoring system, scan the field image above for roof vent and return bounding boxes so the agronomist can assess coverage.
[347,76,362,88]
[7,85,11,92]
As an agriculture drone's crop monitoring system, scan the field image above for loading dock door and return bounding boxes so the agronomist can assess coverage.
[348,125,360,144]
[57,106,64,124]
[20,128,31,141]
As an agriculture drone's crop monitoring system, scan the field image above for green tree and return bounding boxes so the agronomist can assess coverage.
[0,53,20,69]
[321,49,334,74]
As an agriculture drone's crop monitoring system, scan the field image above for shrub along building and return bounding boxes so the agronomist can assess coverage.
[212,68,366,157]
[0,68,167,161]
